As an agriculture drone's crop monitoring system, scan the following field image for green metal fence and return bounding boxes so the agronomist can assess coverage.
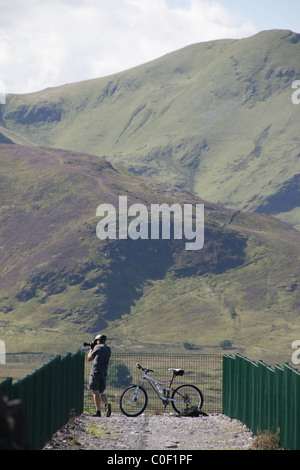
[84,353,223,414]
[0,351,85,450]
[223,353,300,450]
[4,351,299,450]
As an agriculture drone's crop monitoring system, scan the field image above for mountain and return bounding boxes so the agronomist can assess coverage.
[0,29,300,230]
[0,144,299,371]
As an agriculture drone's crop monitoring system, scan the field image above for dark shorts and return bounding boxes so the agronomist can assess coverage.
[89,372,107,393]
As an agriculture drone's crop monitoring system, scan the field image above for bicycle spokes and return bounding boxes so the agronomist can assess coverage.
[120,385,148,417]
[171,385,204,414]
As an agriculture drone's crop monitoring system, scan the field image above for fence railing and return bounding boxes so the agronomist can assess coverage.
[222,353,300,450]
[84,353,223,414]
[0,351,85,450]
[3,351,299,450]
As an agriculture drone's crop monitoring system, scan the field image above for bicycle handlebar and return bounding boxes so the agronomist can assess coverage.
[136,363,154,373]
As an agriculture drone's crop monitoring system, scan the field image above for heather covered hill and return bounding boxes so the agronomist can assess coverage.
[0,144,299,367]
[1,30,300,229]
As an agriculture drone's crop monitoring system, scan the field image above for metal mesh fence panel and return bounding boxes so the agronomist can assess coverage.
[0,351,85,449]
[223,354,300,450]
[84,353,222,414]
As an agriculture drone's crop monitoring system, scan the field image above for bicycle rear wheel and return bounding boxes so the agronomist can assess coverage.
[171,384,204,414]
[120,385,148,417]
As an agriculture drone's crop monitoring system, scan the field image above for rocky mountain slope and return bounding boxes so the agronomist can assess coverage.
[0,144,299,367]
[1,30,300,229]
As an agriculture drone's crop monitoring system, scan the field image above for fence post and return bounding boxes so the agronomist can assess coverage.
[283,363,293,449]
[243,356,258,433]
[274,364,284,446]
[234,354,244,421]
[283,363,300,450]
[222,355,229,416]
[251,360,259,434]
[11,374,35,448]
[257,361,270,433]
[26,369,41,449]
[73,351,85,415]
[222,354,236,418]
[266,363,275,433]
[294,367,300,451]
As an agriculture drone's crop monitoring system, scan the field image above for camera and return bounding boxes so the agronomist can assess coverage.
[83,340,96,349]
[83,334,107,350]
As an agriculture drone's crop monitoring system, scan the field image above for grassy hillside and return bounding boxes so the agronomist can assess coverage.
[1,29,300,229]
[0,144,299,376]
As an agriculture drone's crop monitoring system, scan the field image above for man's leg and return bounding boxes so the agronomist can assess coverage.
[92,390,101,416]
[100,392,111,417]
[100,393,107,406]
[98,375,111,417]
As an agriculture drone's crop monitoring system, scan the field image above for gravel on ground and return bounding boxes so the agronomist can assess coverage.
[43,411,255,451]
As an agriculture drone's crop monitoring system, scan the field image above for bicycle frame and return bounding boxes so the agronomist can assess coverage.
[120,363,203,416]
[136,364,183,406]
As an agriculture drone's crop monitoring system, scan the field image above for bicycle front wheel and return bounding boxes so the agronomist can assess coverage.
[120,385,148,417]
[171,384,204,414]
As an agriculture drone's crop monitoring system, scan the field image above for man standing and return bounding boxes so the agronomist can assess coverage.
[88,334,111,417]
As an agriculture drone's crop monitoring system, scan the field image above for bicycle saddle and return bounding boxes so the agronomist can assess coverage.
[168,368,184,376]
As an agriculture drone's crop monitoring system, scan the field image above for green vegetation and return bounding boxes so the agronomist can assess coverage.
[0,144,299,375]
[108,359,132,388]
[251,429,281,450]
[86,425,111,438]
[0,30,300,377]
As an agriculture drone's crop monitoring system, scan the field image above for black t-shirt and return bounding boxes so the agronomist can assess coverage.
[91,344,111,375]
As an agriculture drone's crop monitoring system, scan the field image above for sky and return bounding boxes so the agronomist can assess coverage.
[0,0,299,95]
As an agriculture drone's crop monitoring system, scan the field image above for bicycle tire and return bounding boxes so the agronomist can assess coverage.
[171,384,204,414]
[120,385,148,417]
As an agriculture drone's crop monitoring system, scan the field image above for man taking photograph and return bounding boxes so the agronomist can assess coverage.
[88,334,111,417]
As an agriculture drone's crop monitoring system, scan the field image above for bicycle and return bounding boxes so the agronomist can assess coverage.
[120,363,204,417]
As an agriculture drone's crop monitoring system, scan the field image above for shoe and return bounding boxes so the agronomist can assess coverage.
[92,410,101,417]
[105,403,111,417]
